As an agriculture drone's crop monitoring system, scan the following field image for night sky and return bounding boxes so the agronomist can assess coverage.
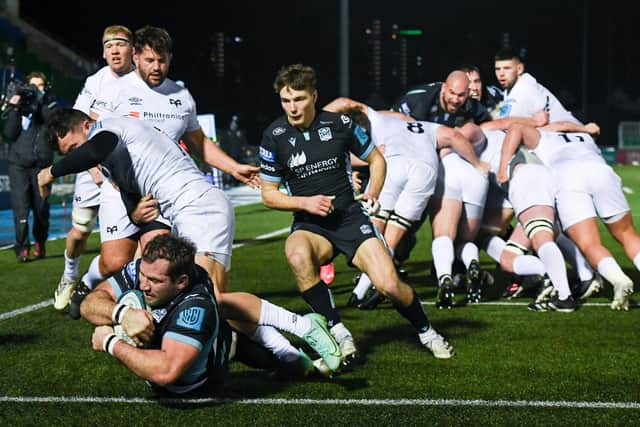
[18,0,640,144]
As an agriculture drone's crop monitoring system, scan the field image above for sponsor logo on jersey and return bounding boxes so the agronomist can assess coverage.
[106,225,118,234]
[272,126,286,136]
[360,224,373,234]
[320,120,334,125]
[318,127,333,141]
[354,125,369,145]
[177,306,205,331]
[288,137,296,147]
[128,111,140,118]
[340,115,351,124]
[169,98,182,107]
[93,100,108,109]
[260,162,275,172]
[259,146,275,162]
[142,111,188,121]
[288,151,307,168]
[128,97,143,106]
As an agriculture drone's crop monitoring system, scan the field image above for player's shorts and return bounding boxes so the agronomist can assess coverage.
[72,171,101,208]
[434,153,488,218]
[99,182,145,242]
[379,156,437,221]
[291,202,380,265]
[554,160,630,230]
[172,187,235,270]
[509,164,556,218]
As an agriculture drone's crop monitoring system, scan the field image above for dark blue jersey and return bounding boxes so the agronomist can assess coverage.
[391,82,491,126]
[260,110,374,219]
[108,260,220,393]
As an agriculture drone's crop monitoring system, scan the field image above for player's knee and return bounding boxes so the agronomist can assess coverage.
[523,217,554,240]
[99,252,130,277]
[71,207,97,233]
[374,209,391,223]
[388,212,413,231]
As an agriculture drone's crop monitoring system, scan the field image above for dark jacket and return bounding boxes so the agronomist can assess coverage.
[3,92,57,168]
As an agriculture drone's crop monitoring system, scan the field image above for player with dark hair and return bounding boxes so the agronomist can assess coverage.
[260,64,454,362]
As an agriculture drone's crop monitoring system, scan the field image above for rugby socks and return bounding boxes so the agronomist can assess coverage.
[483,235,506,263]
[457,242,479,269]
[353,273,372,299]
[432,236,454,279]
[251,325,301,363]
[81,255,105,290]
[63,250,81,281]
[512,255,546,276]
[633,252,640,271]
[301,280,341,328]
[537,242,571,299]
[556,233,594,281]
[597,257,633,288]
[258,299,312,338]
[395,290,429,333]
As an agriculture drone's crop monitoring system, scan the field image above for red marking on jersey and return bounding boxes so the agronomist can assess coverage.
[129,112,140,118]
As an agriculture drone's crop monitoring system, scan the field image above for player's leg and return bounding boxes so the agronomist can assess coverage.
[430,197,463,308]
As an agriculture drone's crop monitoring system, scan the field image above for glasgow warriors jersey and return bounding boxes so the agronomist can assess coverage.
[108,261,219,392]
[260,110,374,217]
[391,82,491,126]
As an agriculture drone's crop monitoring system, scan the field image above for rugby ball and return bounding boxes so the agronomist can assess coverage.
[117,289,151,312]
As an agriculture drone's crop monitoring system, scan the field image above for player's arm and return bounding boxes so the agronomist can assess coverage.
[496,125,526,184]
[436,126,489,176]
[480,112,548,131]
[261,179,336,216]
[360,147,385,201]
[92,327,199,387]
[182,128,260,188]
[539,121,600,136]
[322,97,368,114]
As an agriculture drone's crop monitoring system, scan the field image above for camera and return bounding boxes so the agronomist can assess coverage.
[3,79,44,115]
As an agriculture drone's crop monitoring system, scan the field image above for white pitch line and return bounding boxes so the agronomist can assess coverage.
[0,299,53,321]
[232,227,289,249]
[0,396,638,409]
[421,301,618,307]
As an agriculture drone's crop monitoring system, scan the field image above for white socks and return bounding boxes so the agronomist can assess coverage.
[258,299,312,338]
[63,250,81,281]
[353,273,372,299]
[432,236,454,279]
[512,254,546,276]
[457,242,479,269]
[483,235,506,263]
[80,255,105,290]
[598,257,633,288]
[251,325,300,363]
[537,242,571,299]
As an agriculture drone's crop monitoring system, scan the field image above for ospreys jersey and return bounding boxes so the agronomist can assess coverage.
[108,260,219,393]
[367,108,439,167]
[260,110,374,217]
[73,66,134,116]
[92,72,201,142]
[390,82,491,126]
[532,131,604,167]
[499,73,580,124]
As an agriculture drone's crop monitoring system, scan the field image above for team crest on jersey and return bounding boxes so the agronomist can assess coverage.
[400,102,410,115]
[288,151,307,168]
[128,97,143,106]
[340,115,351,124]
[177,306,205,331]
[359,224,373,235]
[152,307,167,323]
[288,137,296,146]
[259,146,275,162]
[272,126,286,136]
[318,127,333,141]
[125,261,137,280]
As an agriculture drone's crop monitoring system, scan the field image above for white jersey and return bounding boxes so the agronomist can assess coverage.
[93,72,201,141]
[367,108,439,166]
[73,66,131,115]
[479,130,506,173]
[532,131,604,167]
[92,118,212,222]
[500,73,580,124]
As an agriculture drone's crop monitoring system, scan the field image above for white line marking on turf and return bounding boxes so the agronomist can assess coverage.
[0,299,53,321]
[421,301,616,307]
[623,186,633,194]
[0,396,638,409]
[232,227,289,249]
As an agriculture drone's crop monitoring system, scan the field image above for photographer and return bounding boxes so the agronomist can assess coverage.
[2,71,57,261]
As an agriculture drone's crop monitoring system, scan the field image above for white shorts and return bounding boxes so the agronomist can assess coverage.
[554,160,630,230]
[172,187,235,268]
[509,164,556,217]
[379,157,437,221]
[99,181,144,242]
[434,154,488,217]
[72,171,101,208]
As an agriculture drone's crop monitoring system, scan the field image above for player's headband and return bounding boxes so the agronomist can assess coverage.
[103,37,131,45]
